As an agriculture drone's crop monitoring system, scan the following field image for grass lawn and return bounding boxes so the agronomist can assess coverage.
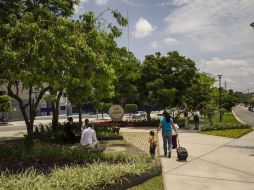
[201,128,253,138]
[212,111,241,125]
[128,175,164,190]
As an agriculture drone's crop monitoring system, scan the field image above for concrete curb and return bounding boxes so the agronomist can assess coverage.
[104,166,162,190]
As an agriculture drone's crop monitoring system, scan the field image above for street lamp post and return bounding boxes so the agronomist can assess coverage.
[218,74,222,123]
[250,22,254,29]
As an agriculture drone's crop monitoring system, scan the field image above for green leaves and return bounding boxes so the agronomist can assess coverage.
[140,51,198,110]
[0,95,12,112]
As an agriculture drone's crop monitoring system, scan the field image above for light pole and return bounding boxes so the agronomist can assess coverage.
[218,74,222,123]
[250,22,254,29]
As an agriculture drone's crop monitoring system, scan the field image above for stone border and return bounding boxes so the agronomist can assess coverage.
[104,165,162,190]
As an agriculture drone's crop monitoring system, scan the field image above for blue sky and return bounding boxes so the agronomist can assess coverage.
[74,0,254,92]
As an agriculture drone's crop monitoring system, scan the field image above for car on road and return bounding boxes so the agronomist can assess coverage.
[132,111,146,119]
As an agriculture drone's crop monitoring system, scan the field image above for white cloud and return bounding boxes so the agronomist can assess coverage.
[121,0,144,7]
[95,0,109,5]
[156,0,191,7]
[132,18,155,38]
[74,0,90,14]
[171,0,192,6]
[198,58,254,90]
[150,41,158,48]
[164,0,254,52]
[164,37,178,45]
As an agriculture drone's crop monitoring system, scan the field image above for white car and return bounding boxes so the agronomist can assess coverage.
[132,111,146,119]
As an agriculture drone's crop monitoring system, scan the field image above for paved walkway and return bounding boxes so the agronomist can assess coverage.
[120,126,254,190]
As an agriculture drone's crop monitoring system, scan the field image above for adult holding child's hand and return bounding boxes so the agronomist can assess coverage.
[157,111,178,158]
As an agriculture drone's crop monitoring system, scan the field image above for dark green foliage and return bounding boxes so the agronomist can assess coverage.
[139,51,198,119]
[33,122,123,142]
[125,104,137,113]
[0,95,11,112]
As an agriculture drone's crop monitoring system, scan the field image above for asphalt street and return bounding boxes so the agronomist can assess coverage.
[232,105,254,127]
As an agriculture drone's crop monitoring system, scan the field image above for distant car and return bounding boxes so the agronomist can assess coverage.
[157,110,164,116]
[132,111,146,119]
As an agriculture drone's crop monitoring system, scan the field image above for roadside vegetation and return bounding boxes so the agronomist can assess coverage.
[201,111,253,138]
[201,128,253,138]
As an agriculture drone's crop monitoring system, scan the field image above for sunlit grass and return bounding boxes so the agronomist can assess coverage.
[128,175,164,190]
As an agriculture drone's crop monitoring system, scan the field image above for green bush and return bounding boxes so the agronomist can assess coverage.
[0,142,103,162]
[0,95,11,112]
[125,104,137,113]
[201,123,252,132]
[201,128,253,138]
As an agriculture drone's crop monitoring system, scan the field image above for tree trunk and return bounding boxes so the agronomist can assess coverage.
[96,109,98,120]
[146,110,151,121]
[51,90,62,131]
[7,83,50,145]
[78,105,82,126]
[51,102,58,131]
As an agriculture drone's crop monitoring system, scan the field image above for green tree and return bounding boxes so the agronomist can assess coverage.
[186,72,215,111]
[139,51,198,120]
[0,95,11,112]
[0,2,127,144]
[113,48,141,104]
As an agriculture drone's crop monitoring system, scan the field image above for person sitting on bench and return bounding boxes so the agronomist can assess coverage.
[80,123,98,149]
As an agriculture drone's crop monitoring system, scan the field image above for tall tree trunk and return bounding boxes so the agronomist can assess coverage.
[96,109,98,120]
[146,110,151,121]
[51,90,62,131]
[78,105,82,126]
[7,83,50,145]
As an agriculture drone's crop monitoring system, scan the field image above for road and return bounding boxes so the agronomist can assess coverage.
[232,105,254,127]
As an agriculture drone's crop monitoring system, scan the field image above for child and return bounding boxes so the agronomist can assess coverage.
[148,130,157,158]
[172,123,179,149]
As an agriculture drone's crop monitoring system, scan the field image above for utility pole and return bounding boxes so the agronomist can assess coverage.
[218,74,222,123]
[224,80,227,90]
[127,8,130,51]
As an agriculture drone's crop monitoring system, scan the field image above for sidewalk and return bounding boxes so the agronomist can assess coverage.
[158,129,254,190]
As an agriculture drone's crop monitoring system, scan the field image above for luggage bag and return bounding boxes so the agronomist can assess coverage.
[177,138,188,161]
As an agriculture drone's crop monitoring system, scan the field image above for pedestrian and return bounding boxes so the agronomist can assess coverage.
[193,110,200,130]
[148,130,157,158]
[64,117,75,143]
[157,111,178,158]
[172,121,179,149]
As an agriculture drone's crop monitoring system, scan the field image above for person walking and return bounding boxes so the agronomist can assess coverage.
[157,111,178,158]
[193,110,200,130]
[148,130,157,158]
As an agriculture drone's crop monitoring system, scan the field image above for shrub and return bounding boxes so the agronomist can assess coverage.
[201,128,253,138]
[125,104,137,113]
[0,95,11,112]
[0,161,155,190]
[201,123,252,132]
